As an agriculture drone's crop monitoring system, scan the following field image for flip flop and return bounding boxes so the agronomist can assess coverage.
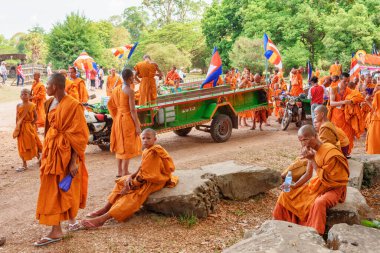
[34,237,62,247]
[16,167,26,172]
[68,221,81,232]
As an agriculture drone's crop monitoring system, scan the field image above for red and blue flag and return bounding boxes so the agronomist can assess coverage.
[307,60,312,83]
[201,47,222,89]
[263,33,283,70]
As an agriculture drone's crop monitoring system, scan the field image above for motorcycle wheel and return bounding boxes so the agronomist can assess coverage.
[281,110,291,131]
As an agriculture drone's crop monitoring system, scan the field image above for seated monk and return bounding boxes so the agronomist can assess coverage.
[165,66,181,89]
[81,128,178,228]
[274,125,349,235]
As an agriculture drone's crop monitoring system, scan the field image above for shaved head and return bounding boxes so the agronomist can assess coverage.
[20,88,31,95]
[142,128,156,137]
[48,73,66,90]
[298,125,317,138]
[314,105,328,119]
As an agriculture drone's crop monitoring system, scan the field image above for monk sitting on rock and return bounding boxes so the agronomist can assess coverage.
[81,128,178,228]
[273,125,349,235]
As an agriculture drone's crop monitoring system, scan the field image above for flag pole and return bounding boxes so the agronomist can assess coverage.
[265,58,269,85]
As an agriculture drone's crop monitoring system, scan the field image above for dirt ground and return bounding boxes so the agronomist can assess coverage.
[0,84,377,252]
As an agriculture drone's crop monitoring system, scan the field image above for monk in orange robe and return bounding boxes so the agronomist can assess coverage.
[14,89,42,172]
[69,67,88,103]
[203,75,224,89]
[34,73,89,246]
[106,68,122,96]
[238,73,254,127]
[345,82,365,139]
[59,69,79,100]
[273,83,285,123]
[273,125,349,235]
[225,71,232,85]
[270,69,280,89]
[165,66,181,88]
[314,68,320,78]
[329,73,355,155]
[366,87,380,154]
[81,128,178,228]
[31,72,46,128]
[134,55,162,105]
[330,75,340,88]
[107,68,142,177]
[251,73,270,129]
[329,60,342,76]
[290,68,304,96]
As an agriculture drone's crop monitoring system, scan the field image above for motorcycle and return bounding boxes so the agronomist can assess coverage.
[280,95,303,131]
[83,103,112,151]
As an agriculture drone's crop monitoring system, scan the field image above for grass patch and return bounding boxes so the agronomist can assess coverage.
[178,213,198,228]
[231,209,246,217]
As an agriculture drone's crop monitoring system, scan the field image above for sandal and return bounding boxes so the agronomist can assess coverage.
[16,167,26,172]
[68,221,81,232]
[34,236,62,247]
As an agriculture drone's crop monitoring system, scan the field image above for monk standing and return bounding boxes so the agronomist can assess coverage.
[165,66,181,89]
[108,68,142,177]
[366,85,380,154]
[31,72,46,128]
[81,128,178,228]
[330,75,340,88]
[273,125,349,235]
[329,60,342,77]
[106,68,122,96]
[59,69,79,101]
[134,55,162,105]
[14,89,42,172]
[290,68,304,96]
[34,73,89,246]
[69,67,88,103]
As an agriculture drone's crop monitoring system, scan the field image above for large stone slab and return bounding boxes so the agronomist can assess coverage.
[327,223,380,252]
[348,159,363,190]
[223,220,333,253]
[351,154,380,187]
[144,161,281,218]
[327,187,372,228]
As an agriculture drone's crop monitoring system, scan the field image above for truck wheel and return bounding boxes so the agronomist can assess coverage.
[281,110,291,131]
[210,114,232,143]
[98,143,110,151]
[173,127,192,137]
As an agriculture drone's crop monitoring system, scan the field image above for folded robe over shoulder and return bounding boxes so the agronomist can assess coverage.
[36,95,89,226]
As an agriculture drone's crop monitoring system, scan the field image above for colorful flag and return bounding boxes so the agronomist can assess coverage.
[350,53,360,80]
[111,42,138,59]
[307,60,312,83]
[201,47,222,89]
[263,33,283,70]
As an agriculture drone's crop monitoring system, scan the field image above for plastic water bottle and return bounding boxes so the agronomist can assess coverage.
[283,171,292,192]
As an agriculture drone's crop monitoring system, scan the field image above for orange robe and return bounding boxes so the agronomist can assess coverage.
[366,90,380,154]
[329,64,342,76]
[165,70,180,86]
[336,127,350,148]
[319,121,341,149]
[238,79,254,119]
[135,61,158,105]
[344,90,365,138]
[107,145,177,221]
[203,76,224,89]
[16,103,42,161]
[274,89,284,119]
[107,85,142,160]
[314,70,320,78]
[65,78,79,101]
[106,74,122,97]
[31,81,46,128]
[330,80,339,88]
[271,75,279,89]
[36,95,89,226]
[290,72,303,96]
[72,77,88,103]
[274,143,349,234]
[329,86,355,154]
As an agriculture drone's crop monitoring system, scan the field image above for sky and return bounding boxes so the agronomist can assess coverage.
[1,0,142,39]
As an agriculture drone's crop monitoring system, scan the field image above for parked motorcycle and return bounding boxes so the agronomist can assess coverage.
[83,103,112,151]
[280,95,303,130]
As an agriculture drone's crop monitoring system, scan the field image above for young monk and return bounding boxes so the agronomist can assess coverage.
[165,66,181,89]
[366,85,380,154]
[34,73,89,246]
[59,69,79,100]
[69,67,88,103]
[330,75,340,88]
[108,68,142,177]
[106,68,122,96]
[273,125,349,235]
[31,72,46,128]
[81,128,178,228]
[14,89,42,172]
[238,73,254,127]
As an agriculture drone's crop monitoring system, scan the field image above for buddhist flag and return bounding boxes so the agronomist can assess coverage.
[201,47,222,89]
[263,33,283,70]
[112,42,138,59]
[307,60,312,83]
[350,53,360,80]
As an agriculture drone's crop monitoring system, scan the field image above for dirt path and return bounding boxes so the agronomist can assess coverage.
[0,86,369,252]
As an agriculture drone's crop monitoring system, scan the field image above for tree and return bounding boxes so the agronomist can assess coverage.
[47,13,103,69]
[24,32,47,64]
[229,37,267,74]
[121,6,149,40]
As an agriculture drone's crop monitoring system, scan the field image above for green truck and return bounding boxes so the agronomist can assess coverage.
[88,83,268,150]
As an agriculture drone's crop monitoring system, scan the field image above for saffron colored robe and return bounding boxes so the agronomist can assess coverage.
[106,74,122,97]
[107,85,142,160]
[36,95,89,225]
[72,77,88,103]
[31,81,46,128]
[329,64,342,76]
[366,90,380,154]
[65,78,79,101]
[135,61,158,105]
[107,145,178,221]
[165,70,180,86]
[16,103,42,161]
[274,143,349,234]
[290,72,303,96]
[238,79,254,119]
[344,90,365,138]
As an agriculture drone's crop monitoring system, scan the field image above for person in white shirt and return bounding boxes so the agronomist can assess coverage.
[47,62,53,77]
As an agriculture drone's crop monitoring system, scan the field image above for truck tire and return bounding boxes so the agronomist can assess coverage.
[210,114,232,143]
[173,127,192,137]
[281,110,291,131]
[98,143,110,151]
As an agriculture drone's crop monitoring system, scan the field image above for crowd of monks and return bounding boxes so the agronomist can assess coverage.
[11,56,380,246]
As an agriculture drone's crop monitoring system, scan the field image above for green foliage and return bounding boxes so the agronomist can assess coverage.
[282,41,309,70]
[178,213,198,228]
[122,6,149,40]
[24,32,48,64]
[229,37,266,73]
[47,13,103,69]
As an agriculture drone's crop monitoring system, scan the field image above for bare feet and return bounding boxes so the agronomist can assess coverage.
[86,208,108,218]
[81,218,105,229]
